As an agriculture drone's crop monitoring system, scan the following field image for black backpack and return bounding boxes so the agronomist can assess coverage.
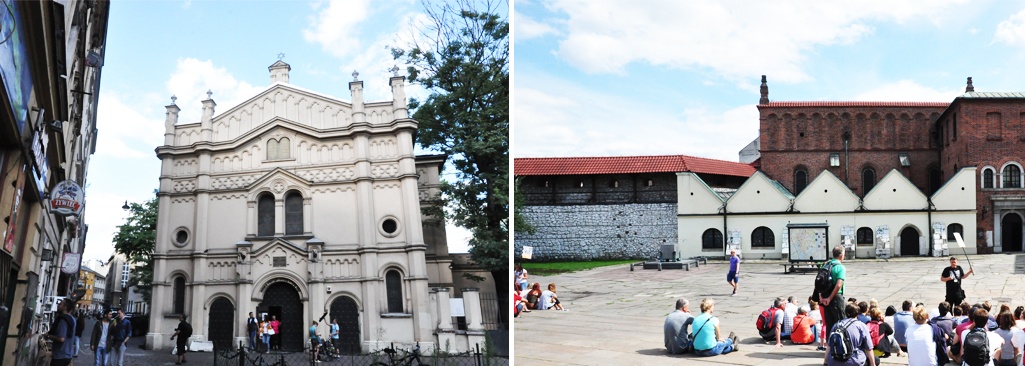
[962,327,990,366]
[814,261,837,300]
[828,319,855,361]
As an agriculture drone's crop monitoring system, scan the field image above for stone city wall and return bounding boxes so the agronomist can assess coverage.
[514,203,677,261]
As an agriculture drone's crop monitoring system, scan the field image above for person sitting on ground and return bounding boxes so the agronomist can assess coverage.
[759,297,787,348]
[1014,306,1025,330]
[664,298,694,354]
[691,298,737,356]
[983,301,999,330]
[992,311,1024,366]
[933,302,955,340]
[539,283,565,311]
[884,305,897,329]
[867,307,903,357]
[526,283,542,310]
[894,300,915,350]
[960,307,1004,366]
[905,305,946,366]
[858,301,871,323]
[783,296,800,340]
[791,306,818,346]
[513,281,530,317]
[827,303,877,366]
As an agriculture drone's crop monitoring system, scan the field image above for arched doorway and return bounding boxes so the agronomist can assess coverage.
[329,296,361,355]
[208,297,235,349]
[258,281,304,351]
[1003,213,1024,252]
[900,227,920,256]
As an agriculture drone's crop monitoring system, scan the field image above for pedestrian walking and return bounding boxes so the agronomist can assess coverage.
[270,315,281,350]
[941,256,973,307]
[74,312,86,358]
[260,316,272,353]
[246,312,259,351]
[110,309,133,366]
[330,318,341,353]
[90,311,114,366]
[169,314,192,365]
[45,299,76,366]
[309,321,321,363]
[727,249,740,296]
[816,245,846,364]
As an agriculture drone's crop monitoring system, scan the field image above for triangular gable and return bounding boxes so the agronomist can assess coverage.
[251,237,309,256]
[932,167,977,211]
[862,169,928,210]
[250,238,310,268]
[677,172,724,215]
[246,167,312,192]
[212,83,352,125]
[726,171,791,213]
[793,170,859,212]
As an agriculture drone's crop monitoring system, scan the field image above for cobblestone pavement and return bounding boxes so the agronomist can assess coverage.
[514,253,1025,365]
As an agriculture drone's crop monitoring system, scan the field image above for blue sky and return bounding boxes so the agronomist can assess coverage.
[85,0,475,264]
[512,0,1025,161]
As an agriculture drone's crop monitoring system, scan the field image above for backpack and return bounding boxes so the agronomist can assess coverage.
[813,261,837,300]
[962,327,990,366]
[756,307,779,333]
[828,319,856,361]
[866,320,882,346]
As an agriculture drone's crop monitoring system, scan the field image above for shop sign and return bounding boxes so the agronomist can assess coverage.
[31,130,48,199]
[2,166,25,253]
[50,180,84,216]
[61,252,81,274]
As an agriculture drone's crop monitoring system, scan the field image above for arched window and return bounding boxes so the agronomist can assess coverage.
[751,227,774,248]
[862,168,876,194]
[173,276,186,314]
[257,193,275,237]
[385,270,403,313]
[947,223,964,241]
[857,227,874,246]
[266,137,291,160]
[1003,164,1022,188]
[285,191,304,235]
[701,229,724,250]
[794,168,808,194]
[983,168,995,189]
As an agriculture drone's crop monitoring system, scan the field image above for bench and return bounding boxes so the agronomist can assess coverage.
[780,263,820,274]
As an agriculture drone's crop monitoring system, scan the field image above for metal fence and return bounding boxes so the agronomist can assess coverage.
[478,292,504,331]
[213,342,509,366]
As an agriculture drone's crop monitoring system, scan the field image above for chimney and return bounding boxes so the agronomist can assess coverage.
[965,77,974,93]
[759,75,770,104]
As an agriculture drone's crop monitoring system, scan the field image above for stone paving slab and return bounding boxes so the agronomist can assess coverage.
[515,254,1025,365]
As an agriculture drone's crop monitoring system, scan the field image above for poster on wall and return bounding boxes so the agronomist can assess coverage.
[0,0,34,134]
[787,223,830,262]
[3,165,25,253]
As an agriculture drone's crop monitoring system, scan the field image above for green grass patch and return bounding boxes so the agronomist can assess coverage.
[520,259,638,275]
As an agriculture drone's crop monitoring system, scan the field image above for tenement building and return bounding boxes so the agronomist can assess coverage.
[145,61,484,354]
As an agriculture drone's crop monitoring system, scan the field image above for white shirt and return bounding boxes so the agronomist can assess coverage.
[99,322,110,348]
[905,323,936,366]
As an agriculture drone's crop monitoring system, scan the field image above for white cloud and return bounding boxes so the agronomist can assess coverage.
[515,11,558,40]
[854,80,962,102]
[544,0,969,83]
[82,192,136,263]
[514,83,758,161]
[995,9,1025,45]
[303,0,371,59]
[94,94,165,158]
[165,58,263,124]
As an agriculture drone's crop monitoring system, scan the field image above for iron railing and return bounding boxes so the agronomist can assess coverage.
[213,341,508,366]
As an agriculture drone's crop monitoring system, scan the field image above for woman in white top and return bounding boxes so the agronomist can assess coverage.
[992,312,1025,366]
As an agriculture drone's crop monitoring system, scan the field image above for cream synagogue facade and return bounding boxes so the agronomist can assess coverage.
[144,61,481,353]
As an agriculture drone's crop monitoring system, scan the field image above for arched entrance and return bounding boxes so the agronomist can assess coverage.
[1003,213,1024,252]
[900,227,920,256]
[258,281,304,351]
[208,297,235,349]
[329,296,361,354]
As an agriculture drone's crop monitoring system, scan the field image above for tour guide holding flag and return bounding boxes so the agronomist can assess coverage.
[941,256,972,306]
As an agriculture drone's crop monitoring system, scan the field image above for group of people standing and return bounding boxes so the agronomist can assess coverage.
[46,298,132,366]
[245,312,282,353]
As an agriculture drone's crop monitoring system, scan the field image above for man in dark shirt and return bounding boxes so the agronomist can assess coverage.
[111,309,132,366]
[941,257,973,306]
[170,314,192,365]
[247,312,259,351]
[45,300,76,366]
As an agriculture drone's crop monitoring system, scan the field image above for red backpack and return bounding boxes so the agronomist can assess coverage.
[866,320,882,346]
[756,307,779,333]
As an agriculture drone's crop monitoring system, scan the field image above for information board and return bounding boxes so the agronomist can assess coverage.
[787,224,829,262]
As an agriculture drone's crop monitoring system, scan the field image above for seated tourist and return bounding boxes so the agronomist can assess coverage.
[691,298,737,356]
[664,298,694,354]
[827,303,878,366]
[538,283,565,311]
[526,283,542,310]
[992,311,1024,366]
[867,307,903,357]
[790,306,818,345]
[759,298,787,348]
[905,305,945,366]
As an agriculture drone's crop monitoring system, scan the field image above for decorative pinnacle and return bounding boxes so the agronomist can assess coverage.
[206,90,213,99]
[171,95,177,103]
[352,70,359,81]
[389,65,400,77]
[277,52,285,61]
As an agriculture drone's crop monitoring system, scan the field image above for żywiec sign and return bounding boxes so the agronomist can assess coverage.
[50,180,84,216]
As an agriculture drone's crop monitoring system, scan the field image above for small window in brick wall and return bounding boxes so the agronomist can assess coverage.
[609,180,619,188]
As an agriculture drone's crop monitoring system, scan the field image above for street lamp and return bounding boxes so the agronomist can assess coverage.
[121,201,129,211]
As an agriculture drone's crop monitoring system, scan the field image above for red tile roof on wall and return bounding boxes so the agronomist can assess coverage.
[761,101,949,108]
[514,155,756,177]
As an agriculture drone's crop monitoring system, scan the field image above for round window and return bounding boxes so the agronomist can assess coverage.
[173,228,190,247]
[382,219,398,234]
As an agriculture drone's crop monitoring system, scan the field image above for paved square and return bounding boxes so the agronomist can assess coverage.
[514,254,1025,365]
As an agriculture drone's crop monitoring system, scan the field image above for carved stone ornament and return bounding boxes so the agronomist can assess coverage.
[272,179,286,194]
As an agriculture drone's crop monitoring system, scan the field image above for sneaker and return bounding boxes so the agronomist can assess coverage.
[816,346,827,351]
[731,292,737,297]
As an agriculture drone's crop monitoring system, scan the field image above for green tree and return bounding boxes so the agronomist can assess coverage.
[392,0,509,322]
[112,195,157,303]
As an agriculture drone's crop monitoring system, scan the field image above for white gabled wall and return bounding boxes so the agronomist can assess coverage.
[863,169,928,210]
[933,167,977,211]
[677,173,724,215]
[727,171,791,213]
[794,170,859,213]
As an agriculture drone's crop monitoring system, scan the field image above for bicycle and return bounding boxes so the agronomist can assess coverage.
[370,344,430,366]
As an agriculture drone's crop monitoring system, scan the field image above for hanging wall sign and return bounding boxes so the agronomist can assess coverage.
[49,180,84,216]
[61,252,81,274]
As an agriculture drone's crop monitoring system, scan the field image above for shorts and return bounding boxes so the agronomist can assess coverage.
[176,338,188,355]
[727,271,739,283]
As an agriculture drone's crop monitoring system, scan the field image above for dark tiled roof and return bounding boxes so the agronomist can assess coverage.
[514,155,756,177]
[761,101,949,108]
